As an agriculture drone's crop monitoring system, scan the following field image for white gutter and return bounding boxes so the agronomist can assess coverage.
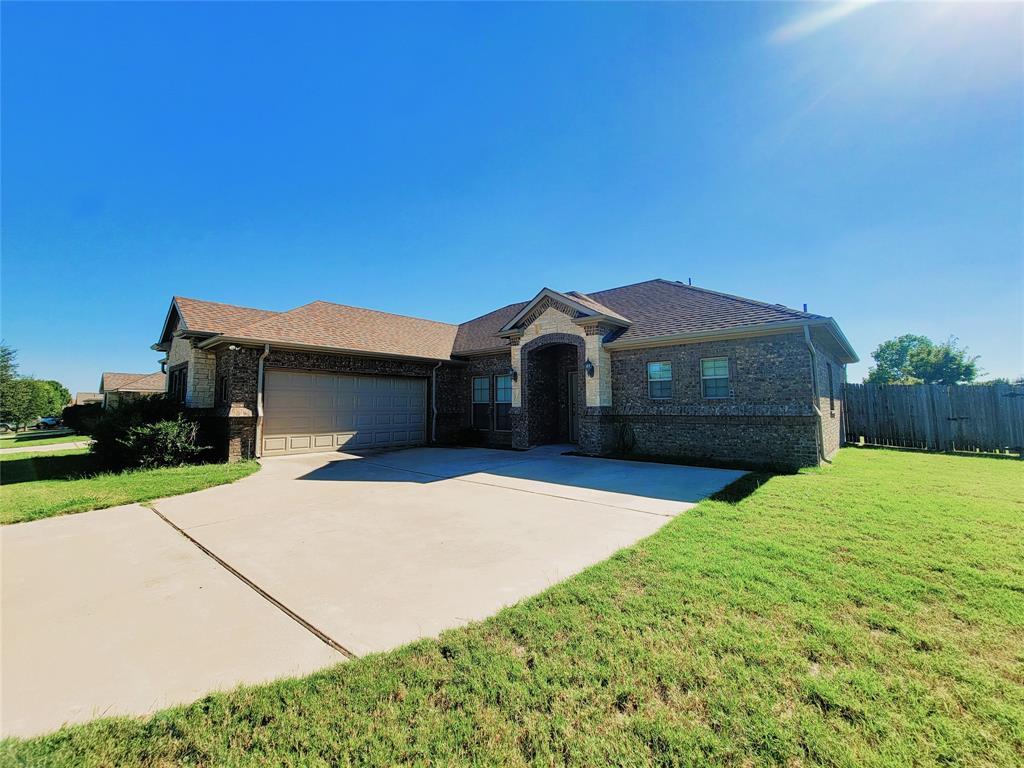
[254,344,270,458]
[803,325,825,465]
[430,361,443,442]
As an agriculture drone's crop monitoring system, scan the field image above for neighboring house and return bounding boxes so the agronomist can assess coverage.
[73,392,104,406]
[151,279,856,470]
[99,372,167,410]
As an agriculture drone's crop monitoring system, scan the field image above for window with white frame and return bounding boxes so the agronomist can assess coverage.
[472,376,490,430]
[700,357,730,398]
[494,374,512,431]
[647,361,672,399]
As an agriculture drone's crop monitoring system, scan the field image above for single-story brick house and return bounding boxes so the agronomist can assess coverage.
[151,279,856,470]
[99,371,167,410]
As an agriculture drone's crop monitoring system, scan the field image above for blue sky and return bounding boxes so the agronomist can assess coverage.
[2,2,1021,394]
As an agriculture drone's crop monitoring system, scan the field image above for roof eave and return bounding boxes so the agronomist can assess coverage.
[571,313,630,329]
[197,335,455,364]
[603,318,857,363]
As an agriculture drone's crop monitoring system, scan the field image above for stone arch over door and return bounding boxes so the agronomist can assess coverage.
[513,333,586,448]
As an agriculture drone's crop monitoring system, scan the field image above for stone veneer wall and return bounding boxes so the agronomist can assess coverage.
[581,331,828,470]
[167,326,216,408]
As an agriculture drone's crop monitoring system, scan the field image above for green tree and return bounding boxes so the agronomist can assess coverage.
[0,343,16,385]
[40,380,71,416]
[1,378,50,429]
[865,334,979,385]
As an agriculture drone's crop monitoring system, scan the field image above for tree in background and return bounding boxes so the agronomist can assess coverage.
[1,379,51,429]
[41,380,71,415]
[865,334,979,385]
[0,344,73,428]
[0,343,16,385]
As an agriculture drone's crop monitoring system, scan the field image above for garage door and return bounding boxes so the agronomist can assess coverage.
[262,370,427,456]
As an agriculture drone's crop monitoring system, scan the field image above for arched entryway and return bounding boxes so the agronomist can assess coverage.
[517,334,586,447]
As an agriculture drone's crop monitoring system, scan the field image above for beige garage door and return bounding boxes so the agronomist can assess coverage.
[262,370,427,456]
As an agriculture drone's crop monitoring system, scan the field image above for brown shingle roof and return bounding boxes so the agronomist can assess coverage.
[226,301,459,360]
[74,392,103,406]
[452,302,529,355]
[172,278,851,362]
[174,297,279,336]
[101,372,166,393]
[589,279,826,343]
[562,291,631,324]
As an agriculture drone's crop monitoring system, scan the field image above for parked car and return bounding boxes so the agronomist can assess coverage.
[0,422,15,433]
[36,417,62,429]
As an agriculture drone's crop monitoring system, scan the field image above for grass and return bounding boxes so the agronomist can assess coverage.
[0,449,259,525]
[2,448,1022,767]
[0,431,89,448]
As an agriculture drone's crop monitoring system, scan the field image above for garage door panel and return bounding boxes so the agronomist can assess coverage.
[263,372,427,455]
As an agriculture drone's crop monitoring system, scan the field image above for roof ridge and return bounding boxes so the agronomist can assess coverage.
[174,296,281,315]
[653,279,825,319]
[303,300,459,328]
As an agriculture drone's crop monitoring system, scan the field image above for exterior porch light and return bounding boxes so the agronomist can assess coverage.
[509,366,518,382]
[584,359,595,377]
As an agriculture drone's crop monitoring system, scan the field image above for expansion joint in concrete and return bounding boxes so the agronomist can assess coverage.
[147,503,358,661]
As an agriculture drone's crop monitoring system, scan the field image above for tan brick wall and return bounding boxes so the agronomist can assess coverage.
[167,334,215,408]
[516,306,611,407]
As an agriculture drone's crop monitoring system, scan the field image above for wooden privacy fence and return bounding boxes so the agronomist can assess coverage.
[843,383,1024,454]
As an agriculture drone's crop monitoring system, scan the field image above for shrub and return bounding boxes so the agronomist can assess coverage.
[62,403,104,433]
[90,396,208,469]
[117,416,208,469]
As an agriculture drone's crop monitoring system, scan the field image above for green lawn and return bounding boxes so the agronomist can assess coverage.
[0,431,89,448]
[0,449,259,525]
[2,448,1022,767]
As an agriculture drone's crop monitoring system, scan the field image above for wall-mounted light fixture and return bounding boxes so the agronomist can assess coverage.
[584,359,595,377]
[509,366,518,382]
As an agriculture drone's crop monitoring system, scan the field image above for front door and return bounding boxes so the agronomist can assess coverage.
[567,370,580,443]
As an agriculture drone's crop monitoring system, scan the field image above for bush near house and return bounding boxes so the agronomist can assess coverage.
[61,402,104,434]
[88,396,211,470]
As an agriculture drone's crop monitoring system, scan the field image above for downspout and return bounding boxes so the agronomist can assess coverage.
[431,361,442,443]
[254,344,270,458]
[803,325,826,465]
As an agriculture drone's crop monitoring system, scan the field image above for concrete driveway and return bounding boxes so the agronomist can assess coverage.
[1,445,744,737]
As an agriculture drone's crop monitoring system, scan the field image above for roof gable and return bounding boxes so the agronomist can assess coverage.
[497,288,632,336]
[158,297,280,344]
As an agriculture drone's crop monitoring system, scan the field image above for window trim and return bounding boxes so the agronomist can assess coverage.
[700,356,731,400]
[647,361,673,400]
[494,374,513,432]
[471,375,491,431]
[168,363,188,405]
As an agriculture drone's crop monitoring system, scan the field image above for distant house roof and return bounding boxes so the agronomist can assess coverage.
[157,278,856,363]
[100,372,166,393]
[73,392,103,406]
